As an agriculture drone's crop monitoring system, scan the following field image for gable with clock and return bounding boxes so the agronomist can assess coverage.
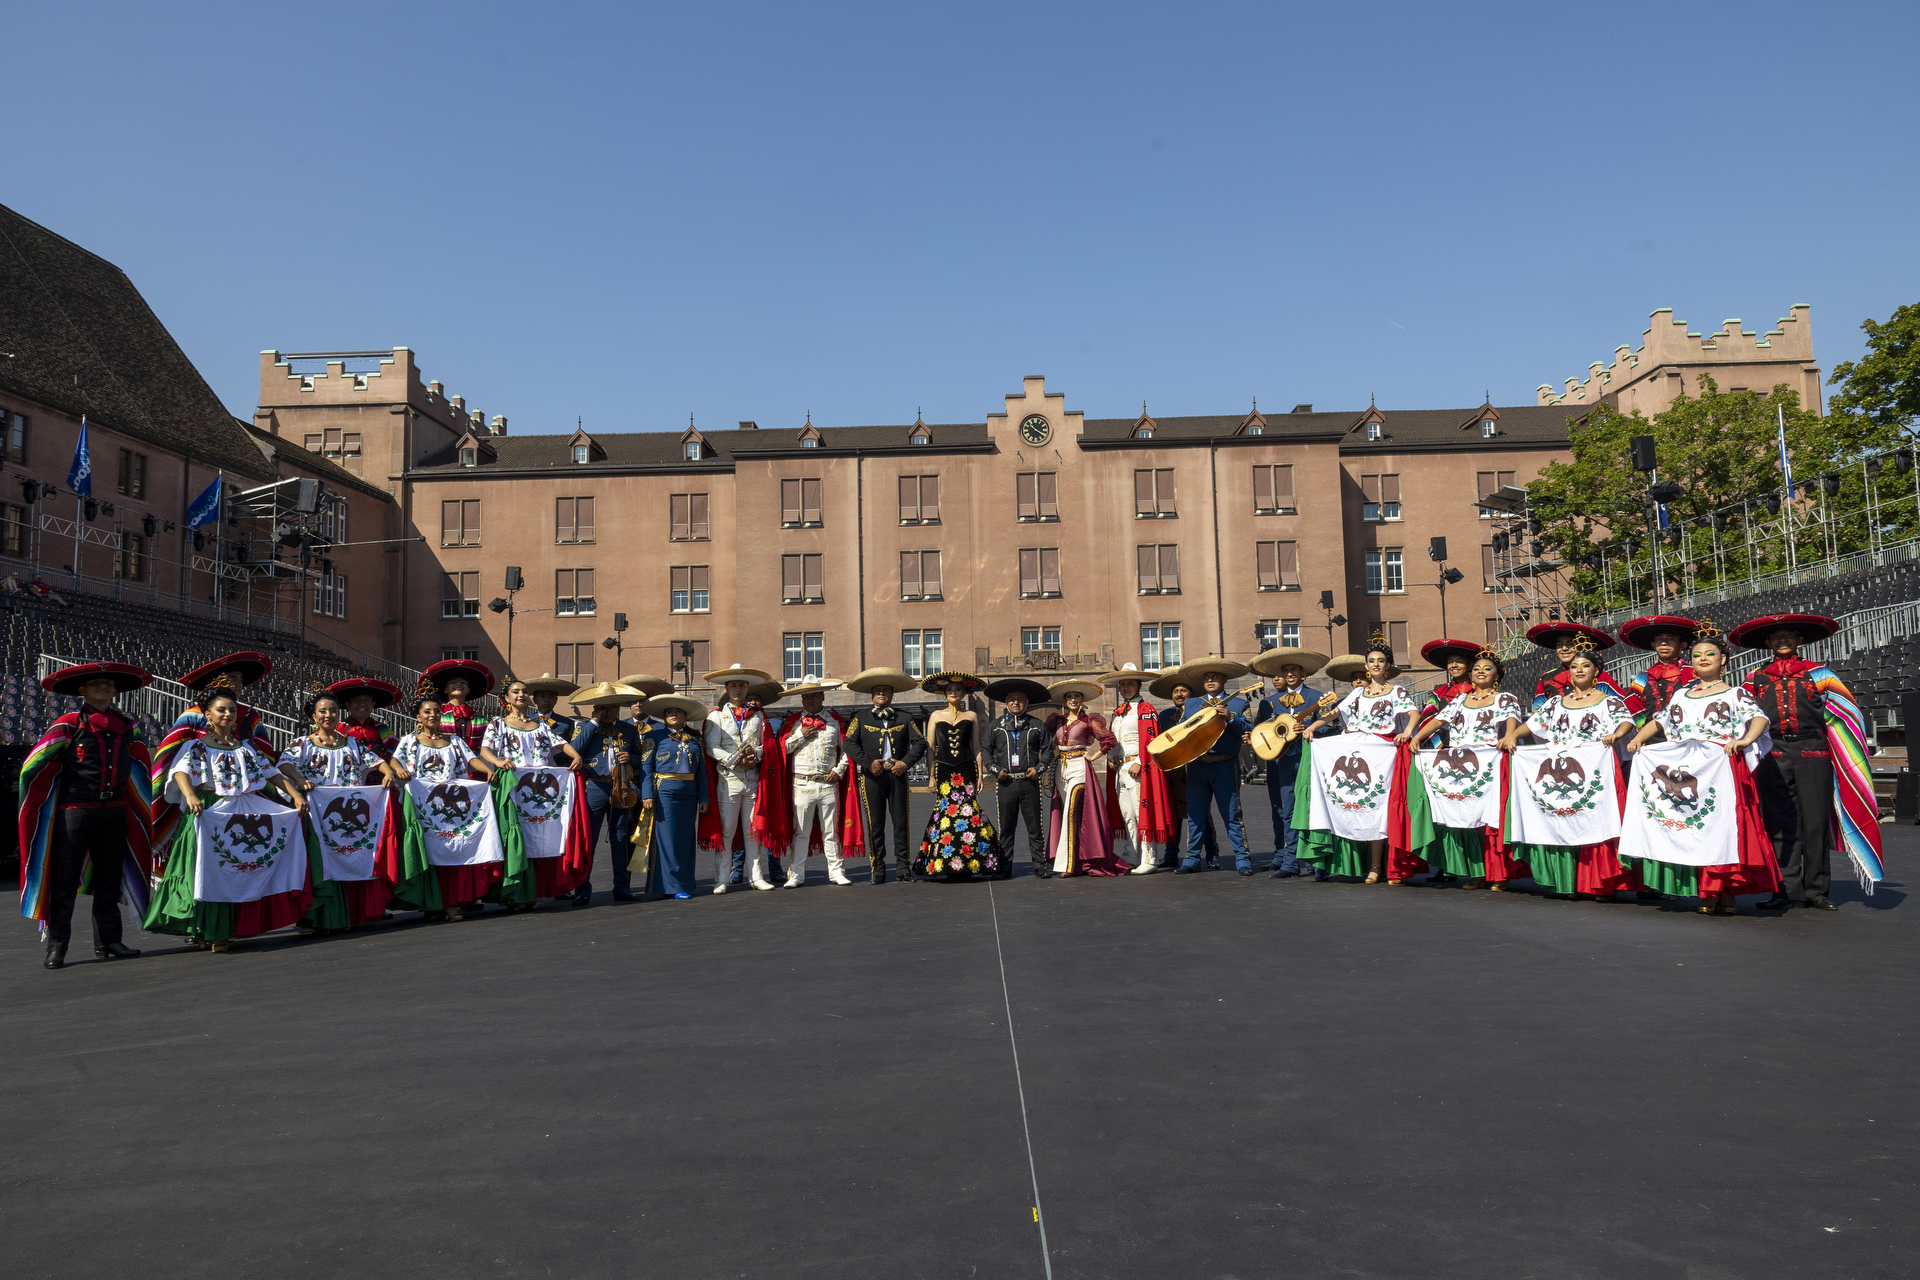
[1019,414,1052,446]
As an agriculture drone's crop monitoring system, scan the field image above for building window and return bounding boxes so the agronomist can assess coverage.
[312,567,346,618]
[555,643,595,685]
[1360,474,1401,521]
[902,628,943,679]
[556,496,596,544]
[441,646,480,661]
[671,565,711,613]
[572,444,590,464]
[1481,543,1499,592]
[117,532,145,582]
[911,432,930,445]
[780,478,823,526]
[460,447,478,467]
[1282,619,1300,647]
[1018,548,1061,597]
[683,441,701,461]
[1365,550,1382,595]
[442,571,479,618]
[117,449,147,499]
[1257,620,1278,651]
[1255,540,1300,591]
[898,475,939,523]
[1476,470,1517,517]
[344,432,361,457]
[1133,468,1176,517]
[1384,548,1404,593]
[1022,627,1062,654]
[671,640,710,685]
[1141,623,1181,669]
[1365,421,1382,441]
[556,568,596,616]
[669,493,710,540]
[1136,427,1153,440]
[1253,464,1294,514]
[440,499,481,546]
[1016,471,1059,521]
[784,632,825,682]
[334,500,349,546]
[899,550,941,601]
[1481,418,1497,438]
[2,503,27,557]
[783,554,824,604]
[4,411,28,464]
[801,437,820,449]
[1136,544,1180,594]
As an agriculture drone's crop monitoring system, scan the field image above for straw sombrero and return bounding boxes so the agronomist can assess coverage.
[618,672,676,697]
[521,672,579,696]
[1047,678,1104,703]
[1146,668,1195,700]
[568,681,645,709]
[647,694,709,721]
[1248,648,1328,678]
[847,666,913,694]
[703,663,773,685]
[1177,656,1249,684]
[1323,654,1369,682]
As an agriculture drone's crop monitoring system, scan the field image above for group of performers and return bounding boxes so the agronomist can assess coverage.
[14,609,1888,968]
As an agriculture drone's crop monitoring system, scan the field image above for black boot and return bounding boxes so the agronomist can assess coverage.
[94,941,141,960]
[44,940,67,970]
[1755,894,1793,912]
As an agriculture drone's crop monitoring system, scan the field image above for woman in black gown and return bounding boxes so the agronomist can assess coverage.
[914,672,1001,880]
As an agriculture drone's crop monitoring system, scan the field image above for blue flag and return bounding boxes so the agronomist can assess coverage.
[67,418,92,495]
[186,475,222,528]
[1777,407,1795,499]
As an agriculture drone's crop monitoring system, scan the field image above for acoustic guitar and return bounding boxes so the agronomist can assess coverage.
[1248,690,1342,761]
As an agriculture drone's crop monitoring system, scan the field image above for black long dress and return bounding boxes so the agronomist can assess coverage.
[914,717,1001,880]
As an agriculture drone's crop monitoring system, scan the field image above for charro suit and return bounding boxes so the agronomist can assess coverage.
[841,707,927,882]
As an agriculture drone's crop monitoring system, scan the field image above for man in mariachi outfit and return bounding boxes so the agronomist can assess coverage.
[421,658,494,755]
[1249,647,1334,878]
[1524,622,1632,711]
[984,677,1055,879]
[1148,668,1221,868]
[1173,657,1257,876]
[1617,616,1701,722]
[328,677,403,783]
[746,679,791,882]
[696,664,780,891]
[523,674,580,764]
[564,681,647,904]
[841,666,927,884]
[18,662,156,969]
[1098,664,1175,874]
[778,676,861,886]
[151,651,280,853]
[1732,614,1885,911]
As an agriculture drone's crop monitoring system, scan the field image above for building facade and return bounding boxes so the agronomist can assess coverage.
[1539,306,1823,417]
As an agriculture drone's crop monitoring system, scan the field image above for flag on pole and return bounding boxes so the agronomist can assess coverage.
[186,474,223,528]
[67,418,92,495]
[1777,405,1795,499]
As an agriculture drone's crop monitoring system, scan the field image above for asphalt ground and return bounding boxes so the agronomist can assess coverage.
[4,791,1917,1280]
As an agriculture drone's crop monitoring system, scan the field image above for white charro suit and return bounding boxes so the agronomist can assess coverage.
[785,714,850,885]
[704,703,771,891]
[1108,700,1165,870]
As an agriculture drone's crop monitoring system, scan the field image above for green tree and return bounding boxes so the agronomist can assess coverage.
[1829,301,1920,429]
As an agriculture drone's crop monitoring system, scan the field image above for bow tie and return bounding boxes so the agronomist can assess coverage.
[1113,701,1132,716]
[731,706,754,723]
[875,709,895,722]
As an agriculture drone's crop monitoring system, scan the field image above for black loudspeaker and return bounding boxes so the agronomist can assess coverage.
[294,478,323,513]
[1429,536,1448,562]
[504,566,523,592]
[1630,436,1657,472]
[614,612,628,633]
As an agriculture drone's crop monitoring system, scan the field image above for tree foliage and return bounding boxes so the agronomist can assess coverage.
[1829,301,1920,430]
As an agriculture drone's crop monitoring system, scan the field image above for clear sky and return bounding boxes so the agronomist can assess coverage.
[9,2,1916,434]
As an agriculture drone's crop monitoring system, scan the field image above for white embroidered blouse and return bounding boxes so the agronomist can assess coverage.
[1524,694,1634,746]
[1660,687,1768,748]
[1433,691,1525,747]
[281,736,376,787]
[168,738,280,804]
[393,734,475,783]
[482,719,565,770]
[1336,684,1419,736]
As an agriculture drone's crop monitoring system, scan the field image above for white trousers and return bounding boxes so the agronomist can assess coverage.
[1114,762,1165,868]
[791,781,845,877]
[714,771,771,885]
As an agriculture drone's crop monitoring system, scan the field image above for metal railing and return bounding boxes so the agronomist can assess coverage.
[1597,599,1920,691]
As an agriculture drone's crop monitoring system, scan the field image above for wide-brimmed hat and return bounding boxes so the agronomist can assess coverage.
[1099,662,1154,688]
[779,676,843,699]
[985,676,1049,704]
[921,670,984,696]
[703,663,772,685]
[1047,678,1104,703]
[42,661,152,696]
[647,694,709,722]
[423,658,495,699]
[179,651,272,691]
[1178,656,1249,685]
[1146,668,1196,700]
[522,672,579,696]
[1418,638,1482,670]
[569,681,645,709]
[326,677,401,709]
[1525,621,1616,652]
[1249,648,1329,678]
[744,680,786,705]
[847,666,913,694]
[618,672,677,697]
[1618,615,1702,650]
[1323,653,1370,682]
[1728,613,1839,650]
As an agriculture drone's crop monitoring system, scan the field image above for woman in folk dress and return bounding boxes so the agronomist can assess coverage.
[1407,650,1526,889]
[393,694,497,919]
[479,679,586,906]
[279,690,401,929]
[914,672,1001,881]
[1496,645,1636,900]
[1319,644,1421,884]
[1624,629,1780,915]
[1045,681,1128,876]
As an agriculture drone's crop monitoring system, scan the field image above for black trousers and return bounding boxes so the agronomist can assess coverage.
[1755,741,1833,901]
[997,776,1046,867]
[856,769,912,880]
[47,805,130,948]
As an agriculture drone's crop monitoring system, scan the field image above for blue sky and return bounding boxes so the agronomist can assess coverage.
[10,2,1916,434]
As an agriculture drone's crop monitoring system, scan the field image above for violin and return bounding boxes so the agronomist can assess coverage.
[612,744,638,809]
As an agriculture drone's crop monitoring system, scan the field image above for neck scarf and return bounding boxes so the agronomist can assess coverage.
[1763,657,1818,678]
[799,713,827,733]
[731,704,755,723]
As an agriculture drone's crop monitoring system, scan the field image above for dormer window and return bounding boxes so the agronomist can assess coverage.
[1365,421,1381,441]
[1137,428,1154,439]
[460,447,478,467]
[572,444,590,464]
[1480,418,1497,438]
[684,441,701,461]
[802,437,819,448]
[1247,425,1262,436]
[911,433,930,446]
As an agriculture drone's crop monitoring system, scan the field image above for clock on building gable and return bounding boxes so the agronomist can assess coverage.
[1019,414,1052,446]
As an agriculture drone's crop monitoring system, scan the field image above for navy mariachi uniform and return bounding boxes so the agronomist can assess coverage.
[842,706,927,883]
[984,710,1057,873]
[641,724,709,898]
[1252,684,1330,873]
[570,716,645,900]
[1178,691,1254,873]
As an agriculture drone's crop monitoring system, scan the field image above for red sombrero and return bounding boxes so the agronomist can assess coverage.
[328,677,403,709]
[422,658,495,698]
[1525,621,1616,652]
[1728,613,1839,649]
[179,651,273,690]
[1419,637,1483,668]
[41,661,152,696]
[1618,615,1701,650]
